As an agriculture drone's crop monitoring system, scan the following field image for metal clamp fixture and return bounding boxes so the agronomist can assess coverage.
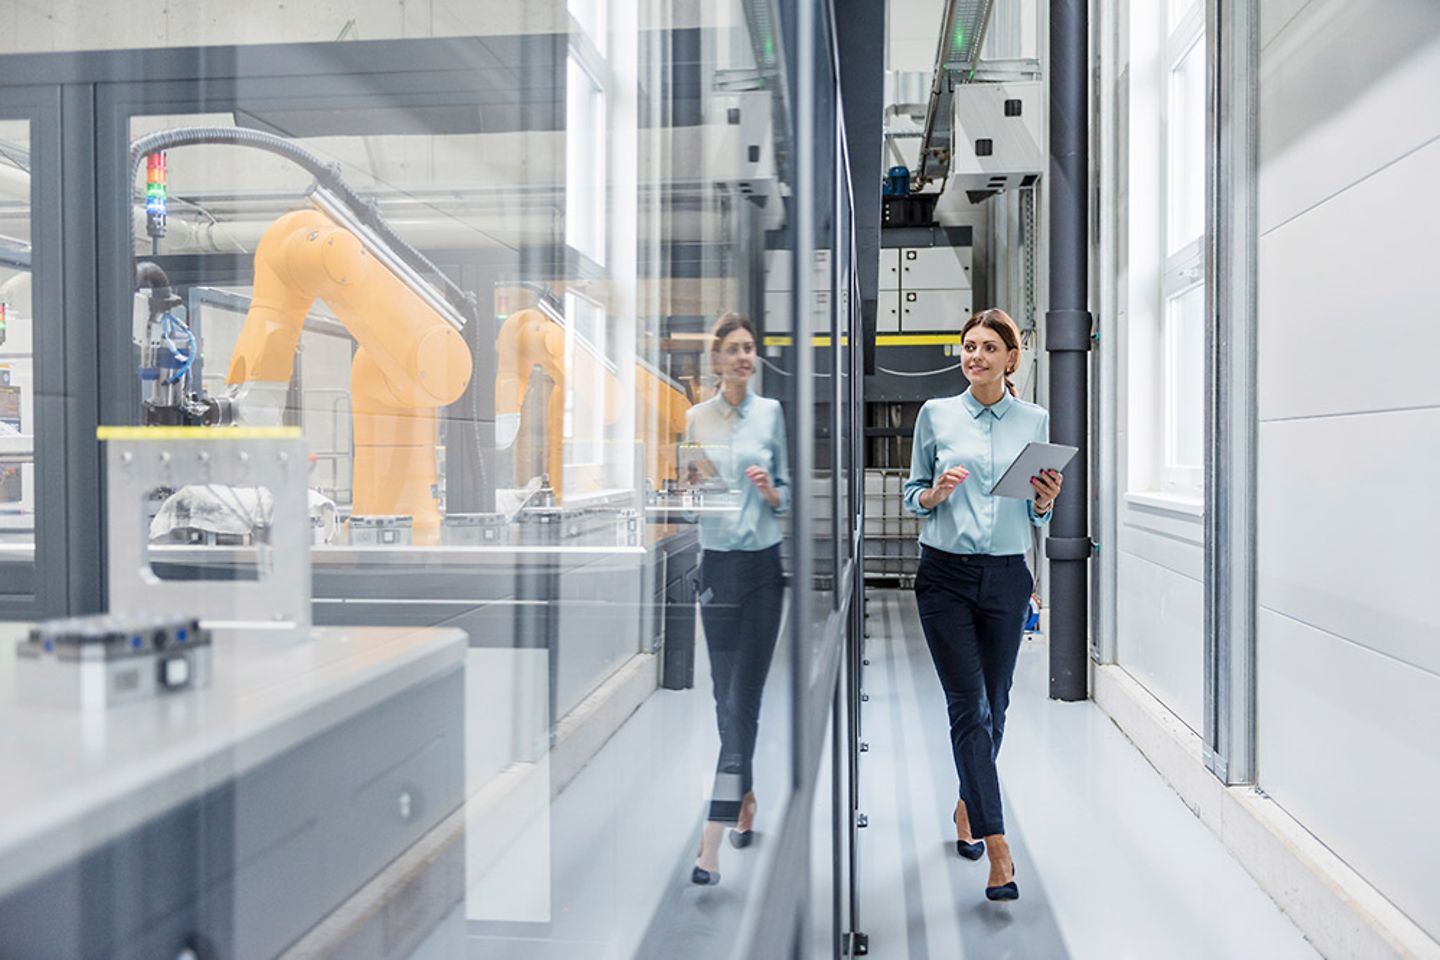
[101,426,312,636]
[1044,536,1094,561]
[1044,308,1094,352]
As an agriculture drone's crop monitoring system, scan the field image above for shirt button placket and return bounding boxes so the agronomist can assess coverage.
[983,415,994,553]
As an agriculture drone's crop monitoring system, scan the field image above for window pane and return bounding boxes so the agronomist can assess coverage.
[1167,35,1205,254]
[566,54,606,264]
[0,120,35,601]
[1168,0,1199,32]
[1166,283,1205,470]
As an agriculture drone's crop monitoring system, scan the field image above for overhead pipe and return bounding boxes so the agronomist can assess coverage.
[1,160,254,254]
[912,0,999,192]
[1045,0,1093,701]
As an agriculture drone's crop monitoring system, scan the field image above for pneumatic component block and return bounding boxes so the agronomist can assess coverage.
[14,613,212,709]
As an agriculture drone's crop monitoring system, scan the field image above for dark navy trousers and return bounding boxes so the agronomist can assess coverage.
[698,544,784,823]
[914,546,1033,838]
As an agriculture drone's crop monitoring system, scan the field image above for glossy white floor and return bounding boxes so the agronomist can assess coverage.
[406,587,1323,959]
[850,590,1322,959]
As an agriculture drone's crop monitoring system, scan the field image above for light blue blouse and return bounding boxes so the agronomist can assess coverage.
[684,390,790,552]
[903,389,1053,556]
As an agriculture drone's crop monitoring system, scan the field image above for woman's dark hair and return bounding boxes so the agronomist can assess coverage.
[710,312,758,376]
[960,308,1023,397]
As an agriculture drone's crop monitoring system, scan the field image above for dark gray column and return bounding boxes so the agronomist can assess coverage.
[61,82,106,615]
[1045,0,1093,701]
[834,0,884,377]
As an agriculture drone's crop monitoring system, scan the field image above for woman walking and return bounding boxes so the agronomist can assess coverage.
[903,308,1063,902]
[687,312,789,886]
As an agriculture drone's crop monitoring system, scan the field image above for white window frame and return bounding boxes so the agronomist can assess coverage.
[568,0,609,58]
[565,49,607,266]
[561,290,610,483]
[1158,0,1205,497]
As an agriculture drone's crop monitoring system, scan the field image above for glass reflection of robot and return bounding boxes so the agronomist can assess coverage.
[132,129,693,546]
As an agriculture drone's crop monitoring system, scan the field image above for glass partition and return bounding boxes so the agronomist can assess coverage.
[0,97,63,619]
[0,1,860,956]
[0,120,34,597]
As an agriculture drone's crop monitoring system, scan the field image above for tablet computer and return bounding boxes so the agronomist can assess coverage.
[677,442,733,492]
[989,442,1079,499]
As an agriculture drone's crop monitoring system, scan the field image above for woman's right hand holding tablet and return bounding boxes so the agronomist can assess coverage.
[920,466,969,509]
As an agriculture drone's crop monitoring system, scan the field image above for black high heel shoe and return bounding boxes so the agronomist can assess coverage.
[951,809,985,860]
[730,791,756,848]
[985,863,1019,901]
[691,866,721,886]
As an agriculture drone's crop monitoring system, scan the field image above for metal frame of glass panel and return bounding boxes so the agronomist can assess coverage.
[0,83,93,620]
[1202,0,1259,787]
[740,0,865,954]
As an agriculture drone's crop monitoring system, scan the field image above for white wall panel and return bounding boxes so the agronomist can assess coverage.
[1258,0,1440,235]
[1259,0,1313,51]
[1257,609,1440,941]
[1258,139,1440,421]
[1116,551,1204,734]
[1258,412,1440,679]
[1253,3,1440,947]
[1117,516,1203,581]
[886,0,945,71]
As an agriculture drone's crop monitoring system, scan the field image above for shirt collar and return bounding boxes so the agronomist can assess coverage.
[960,387,1015,420]
[718,390,755,420]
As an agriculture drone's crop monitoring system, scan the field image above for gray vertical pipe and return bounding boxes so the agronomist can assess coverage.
[1045,0,1093,701]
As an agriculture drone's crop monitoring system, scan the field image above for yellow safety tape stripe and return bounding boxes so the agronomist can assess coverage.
[761,335,855,348]
[96,426,303,441]
[763,334,960,347]
[876,334,963,345]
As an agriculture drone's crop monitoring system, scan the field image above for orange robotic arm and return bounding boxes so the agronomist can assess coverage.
[635,361,691,491]
[225,208,472,544]
[495,307,570,493]
[496,307,690,498]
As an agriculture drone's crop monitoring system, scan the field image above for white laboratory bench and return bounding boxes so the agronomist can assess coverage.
[0,623,466,960]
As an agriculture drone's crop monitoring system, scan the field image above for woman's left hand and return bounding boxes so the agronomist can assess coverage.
[1031,469,1063,512]
[746,465,782,508]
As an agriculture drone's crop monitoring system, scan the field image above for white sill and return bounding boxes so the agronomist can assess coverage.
[1124,490,1205,519]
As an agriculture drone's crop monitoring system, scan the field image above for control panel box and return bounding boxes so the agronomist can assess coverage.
[350,514,413,546]
[900,288,973,332]
[878,290,901,332]
[877,244,973,334]
[950,81,1045,192]
[441,512,511,546]
[899,246,972,291]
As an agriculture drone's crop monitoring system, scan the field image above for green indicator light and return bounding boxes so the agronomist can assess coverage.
[764,34,774,59]
[954,27,966,49]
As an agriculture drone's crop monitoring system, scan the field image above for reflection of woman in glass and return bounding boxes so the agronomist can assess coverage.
[687,312,789,886]
[903,309,1063,902]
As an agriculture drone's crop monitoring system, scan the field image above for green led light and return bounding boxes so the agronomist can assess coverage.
[954,27,966,49]
[764,34,774,59]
